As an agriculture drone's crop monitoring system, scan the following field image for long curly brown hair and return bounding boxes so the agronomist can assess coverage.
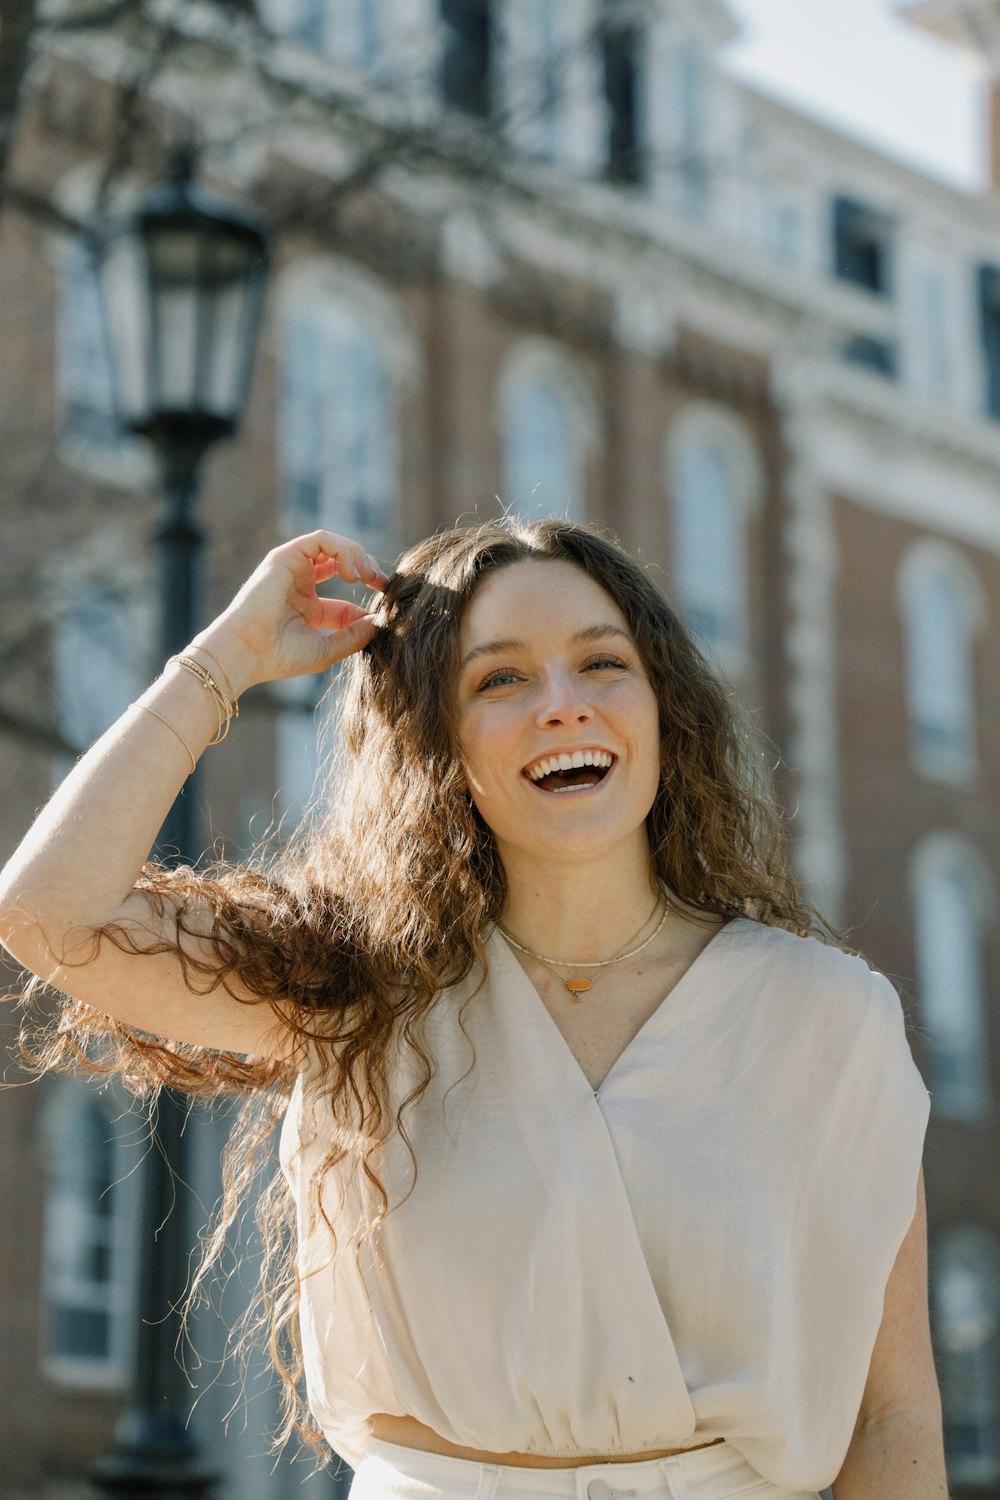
[17,515,840,1460]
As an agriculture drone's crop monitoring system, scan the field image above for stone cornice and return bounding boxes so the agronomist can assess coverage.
[776,357,1000,475]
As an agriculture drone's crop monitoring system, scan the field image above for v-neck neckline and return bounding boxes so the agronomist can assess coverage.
[488,914,747,1097]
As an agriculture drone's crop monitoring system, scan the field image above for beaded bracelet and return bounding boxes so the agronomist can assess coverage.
[169,652,239,745]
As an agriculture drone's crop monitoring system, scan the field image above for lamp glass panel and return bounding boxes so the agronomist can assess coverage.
[203,277,250,419]
[99,235,150,423]
[151,280,200,409]
[145,225,201,284]
[200,230,258,287]
[145,228,202,410]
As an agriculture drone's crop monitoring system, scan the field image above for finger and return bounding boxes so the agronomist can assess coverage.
[344,540,390,589]
[280,531,365,583]
[310,597,371,631]
[300,535,390,589]
[318,612,378,668]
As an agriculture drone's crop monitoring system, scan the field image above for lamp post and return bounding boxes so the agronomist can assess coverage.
[89,146,268,1499]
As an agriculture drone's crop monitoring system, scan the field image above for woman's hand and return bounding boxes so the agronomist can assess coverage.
[193,531,391,695]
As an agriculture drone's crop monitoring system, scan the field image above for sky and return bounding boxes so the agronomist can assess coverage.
[721,0,986,190]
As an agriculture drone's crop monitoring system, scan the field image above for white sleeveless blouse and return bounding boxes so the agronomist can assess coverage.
[279,917,931,1493]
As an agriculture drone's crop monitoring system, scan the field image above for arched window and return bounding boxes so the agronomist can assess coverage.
[58,239,120,452]
[499,343,594,522]
[666,409,760,673]
[281,306,398,557]
[39,1081,142,1387]
[931,1227,1000,1486]
[910,836,992,1123]
[898,545,981,782]
[502,380,581,521]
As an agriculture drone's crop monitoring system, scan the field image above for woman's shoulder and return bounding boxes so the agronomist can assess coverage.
[734,914,877,972]
[732,916,898,1016]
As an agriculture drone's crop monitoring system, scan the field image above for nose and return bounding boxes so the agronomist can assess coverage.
[534,667,596,728]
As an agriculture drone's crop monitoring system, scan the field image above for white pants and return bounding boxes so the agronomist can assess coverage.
[350,1439,823,1500]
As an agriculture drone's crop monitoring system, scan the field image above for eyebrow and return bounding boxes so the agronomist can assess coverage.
[459,623,634,673]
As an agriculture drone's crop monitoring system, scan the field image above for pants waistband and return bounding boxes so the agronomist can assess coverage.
[359,1437,808,1500]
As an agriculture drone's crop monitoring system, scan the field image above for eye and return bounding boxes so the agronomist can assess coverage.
[477,667,520,690]
[586,654,629,671]
[475,654,630,691]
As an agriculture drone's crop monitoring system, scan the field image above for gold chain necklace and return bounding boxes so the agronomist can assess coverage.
[495,895,670,1002]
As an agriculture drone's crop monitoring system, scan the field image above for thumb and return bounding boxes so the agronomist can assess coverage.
[318,612,379,670]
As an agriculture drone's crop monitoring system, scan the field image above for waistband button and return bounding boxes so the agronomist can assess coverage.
[587,1481,612,1500]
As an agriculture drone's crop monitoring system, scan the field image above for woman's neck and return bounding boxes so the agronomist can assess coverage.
[497,853,668,964]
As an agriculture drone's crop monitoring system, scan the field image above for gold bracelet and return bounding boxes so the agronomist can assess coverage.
[187,644,238,715]
[169,654,236,745]
[131,702,197,775]
[172,656,225,742]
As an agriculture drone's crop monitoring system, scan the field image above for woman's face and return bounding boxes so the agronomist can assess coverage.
[454,558,662,864]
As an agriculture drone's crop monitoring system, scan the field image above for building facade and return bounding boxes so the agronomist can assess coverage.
[0,0,998,1494]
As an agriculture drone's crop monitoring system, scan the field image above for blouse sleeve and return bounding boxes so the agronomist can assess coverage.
[764,956,932,1491]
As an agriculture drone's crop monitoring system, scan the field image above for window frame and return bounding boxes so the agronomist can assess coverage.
[908,833,994,1125]
[896,542,983,786]
[39,1080,143,1390]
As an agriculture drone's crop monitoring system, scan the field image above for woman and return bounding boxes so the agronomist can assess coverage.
[0,518,943,1500]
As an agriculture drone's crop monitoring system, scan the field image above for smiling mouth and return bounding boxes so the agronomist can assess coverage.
[524,762,615,794]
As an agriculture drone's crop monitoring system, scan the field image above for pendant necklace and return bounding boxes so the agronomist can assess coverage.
[495,894,670,1001]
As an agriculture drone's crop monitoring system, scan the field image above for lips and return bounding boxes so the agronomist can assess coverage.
[520,748,618,780]
[523,759,616,795]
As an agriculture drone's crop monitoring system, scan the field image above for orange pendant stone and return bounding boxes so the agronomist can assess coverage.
[565,977,592,996]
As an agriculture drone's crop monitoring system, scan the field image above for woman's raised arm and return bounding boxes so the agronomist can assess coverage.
[0,531,389,1059]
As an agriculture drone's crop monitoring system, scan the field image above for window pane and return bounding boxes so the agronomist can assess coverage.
[49,1303,111,1362]
[281,309,397,555]
[675,38,708,216]
[504,378,582,520]
[933,1234,1000,1482]
[59,240,121,449]
[673,442,742,657]
[42,1087,139,1382]
[281,317,328,531]
[441,0,492,117]
[327,326,394,547]
[55,582,141,753]
[913,857,990,1116]
[912,265,951,399]
[906,568,974,765]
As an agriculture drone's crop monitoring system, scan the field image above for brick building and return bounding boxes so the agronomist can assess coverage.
[0,1,998,1495]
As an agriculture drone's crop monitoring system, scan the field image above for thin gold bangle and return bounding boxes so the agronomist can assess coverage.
[131,702,197,775]
[188,644,237,713]
[169,655,232,745]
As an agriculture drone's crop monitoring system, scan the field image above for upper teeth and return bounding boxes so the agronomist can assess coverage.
[526,750,614,781]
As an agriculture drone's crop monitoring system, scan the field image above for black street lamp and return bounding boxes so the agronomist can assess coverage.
[89,145,268,1499]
